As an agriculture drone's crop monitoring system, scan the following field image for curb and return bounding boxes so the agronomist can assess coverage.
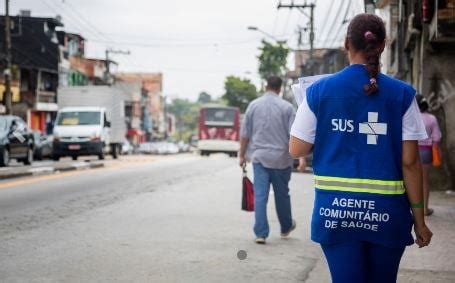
[0,171,33,179]
[0,161,105,180]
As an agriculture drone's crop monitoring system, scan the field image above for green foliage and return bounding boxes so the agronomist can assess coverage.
[167,98,199,141]
[222,76,257,113]
[197,91,212,104]
[257,39,289,81]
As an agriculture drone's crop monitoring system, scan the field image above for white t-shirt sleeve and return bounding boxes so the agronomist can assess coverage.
[402,98,428,141]
[290,86,317,144]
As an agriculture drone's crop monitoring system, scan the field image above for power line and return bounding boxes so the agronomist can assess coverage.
[49,0,111,42]
[43,0,148,81]
[90,33,256,43]
[41,0,103,41]
[271,1,281,38]
[87,38,261,48]
[328,0,352,48]
[277,1,316,74]
[320,0,347,47]
[317,0,337,42]
[280,9,293,37]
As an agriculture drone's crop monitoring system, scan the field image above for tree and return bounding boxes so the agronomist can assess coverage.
[167,98,199,141]
[197,91,212,104]
[257,39,289,81]
[222,76,257,113]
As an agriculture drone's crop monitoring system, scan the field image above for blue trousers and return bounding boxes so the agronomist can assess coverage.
[253,163,293,238]
[321,241,405,283]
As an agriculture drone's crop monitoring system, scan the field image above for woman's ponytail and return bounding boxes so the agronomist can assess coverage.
[363,31,380,94]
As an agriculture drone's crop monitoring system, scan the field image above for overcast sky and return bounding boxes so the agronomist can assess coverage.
[2,0,364,100]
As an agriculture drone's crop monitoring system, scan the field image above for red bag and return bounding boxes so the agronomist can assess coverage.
[242,167,254,212]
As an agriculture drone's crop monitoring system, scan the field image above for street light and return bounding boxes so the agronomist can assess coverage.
[247,26,286,44]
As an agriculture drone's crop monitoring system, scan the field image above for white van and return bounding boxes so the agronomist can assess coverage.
[53,85,126,160]
[53,107,115,160]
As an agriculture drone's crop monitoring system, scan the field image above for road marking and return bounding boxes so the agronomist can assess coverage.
[0,170,90,189]
[0,159,156,189]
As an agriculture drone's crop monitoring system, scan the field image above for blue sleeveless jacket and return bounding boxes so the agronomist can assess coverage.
[307,64,416,248]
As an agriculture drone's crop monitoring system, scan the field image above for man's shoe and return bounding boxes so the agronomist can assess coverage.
[281,220,296,237]
[255,237,266,244]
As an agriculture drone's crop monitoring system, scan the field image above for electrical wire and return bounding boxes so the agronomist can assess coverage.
[271,1,280,37]
[328,0,352,48]
[86,38,261,48]
[41,0,103,42]
[320,0,347,47]
[316,0,337,42]
[280,9,293,37]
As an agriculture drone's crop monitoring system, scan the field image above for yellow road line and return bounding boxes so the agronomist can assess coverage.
[0,159,156,189]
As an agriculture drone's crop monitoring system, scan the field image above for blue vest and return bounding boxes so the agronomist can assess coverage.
[306,64,416,248]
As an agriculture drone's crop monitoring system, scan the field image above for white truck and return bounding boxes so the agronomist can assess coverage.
[53,86,126,160]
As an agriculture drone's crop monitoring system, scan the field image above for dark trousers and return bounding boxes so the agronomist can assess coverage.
[321,241,405,283]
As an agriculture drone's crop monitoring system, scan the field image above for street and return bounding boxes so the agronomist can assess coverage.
[0,154,454,282]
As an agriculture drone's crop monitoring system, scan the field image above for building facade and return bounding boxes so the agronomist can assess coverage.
[377,0,455,190]
[115,80,145,144]
[288,48,349,80]
[0,12,62,134]
[115,73,164,140]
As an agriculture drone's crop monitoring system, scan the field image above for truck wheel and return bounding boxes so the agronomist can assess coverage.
[35,149,43,161]
[0,148,10,167]
[111,144,118,159]
[52,154,60,161]
[72,156,78,161]
[23,148,33,165]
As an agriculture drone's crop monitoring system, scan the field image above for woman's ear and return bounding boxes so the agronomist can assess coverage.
[344,37,349,50]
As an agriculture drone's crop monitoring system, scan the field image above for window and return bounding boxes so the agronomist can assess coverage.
[203,108,235,127]
[57,112,101,126]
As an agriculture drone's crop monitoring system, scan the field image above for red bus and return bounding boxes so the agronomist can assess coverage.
[198,106,240,157]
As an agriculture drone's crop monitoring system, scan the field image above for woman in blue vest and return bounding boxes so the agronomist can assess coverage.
[289,14,433,283]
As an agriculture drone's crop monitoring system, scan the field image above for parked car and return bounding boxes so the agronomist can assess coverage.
[177,141,190,153]
[33,131,53,160]
[165,142,180,154]
[0,115,34,166]
[138,142,156,154]
[121,140,133,155]
[138,141,180,155]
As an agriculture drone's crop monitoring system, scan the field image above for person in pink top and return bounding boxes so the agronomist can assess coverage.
[416,94,442,216]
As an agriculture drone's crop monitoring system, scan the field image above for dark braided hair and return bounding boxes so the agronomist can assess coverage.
[416,94,429,112]
[346,14,386,95]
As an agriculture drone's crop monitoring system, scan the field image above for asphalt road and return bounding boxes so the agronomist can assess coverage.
[0,154,454,282]
[0,154,326,282]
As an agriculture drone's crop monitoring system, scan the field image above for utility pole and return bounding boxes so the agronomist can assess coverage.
[3,0,12,114]
[277,1,316,75]
[104,48,130,84]
[163,95,168,139]
[364,0,376,14]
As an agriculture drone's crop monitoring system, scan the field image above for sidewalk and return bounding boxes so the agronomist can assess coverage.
[305,187,455,283]
[0,160,104,180]
[398,190,455,282]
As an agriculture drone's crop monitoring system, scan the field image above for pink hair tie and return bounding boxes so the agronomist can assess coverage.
[364,31,376,41]
[370,78,377,85]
